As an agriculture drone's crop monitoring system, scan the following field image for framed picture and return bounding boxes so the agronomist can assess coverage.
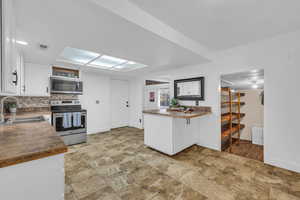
[149,91,155,102]
[174,77,205,101]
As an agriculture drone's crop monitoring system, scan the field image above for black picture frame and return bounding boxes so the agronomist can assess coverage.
[174,77,205,101]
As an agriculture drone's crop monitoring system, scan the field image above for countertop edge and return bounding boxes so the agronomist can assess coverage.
[143,110,212,119]
[0,146,67,168]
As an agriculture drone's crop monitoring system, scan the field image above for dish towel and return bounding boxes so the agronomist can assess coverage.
[63,113,72,129]
[73,112,82,127]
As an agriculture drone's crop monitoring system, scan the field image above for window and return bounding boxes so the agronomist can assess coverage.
[159,88,170,108]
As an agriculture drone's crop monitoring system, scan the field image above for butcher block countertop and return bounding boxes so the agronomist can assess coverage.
[0,111,67,168]
[143,106,212,119]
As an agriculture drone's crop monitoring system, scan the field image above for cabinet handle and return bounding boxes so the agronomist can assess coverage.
[12,70,18,86]
[46,87,49,93]
[23,85,26,93]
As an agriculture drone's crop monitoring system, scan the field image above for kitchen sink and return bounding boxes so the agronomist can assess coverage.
[1,116,45,125]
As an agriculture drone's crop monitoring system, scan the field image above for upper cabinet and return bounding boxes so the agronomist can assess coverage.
[22,63,51,97]
[1,0,20,94]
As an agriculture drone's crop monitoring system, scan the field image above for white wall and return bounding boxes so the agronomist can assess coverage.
[79,72,111,134]
[130,30,300,173]
[239,89,264,141]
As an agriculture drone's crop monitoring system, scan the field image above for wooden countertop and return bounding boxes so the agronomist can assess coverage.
[143,107,212,119]
[0,111,67,168]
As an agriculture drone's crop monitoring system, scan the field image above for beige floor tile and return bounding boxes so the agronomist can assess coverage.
[79,186,121,200]
[71,175,107,199]
[65,127,300,200]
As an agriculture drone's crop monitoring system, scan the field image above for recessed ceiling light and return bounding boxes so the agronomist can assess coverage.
[16,40,28,45]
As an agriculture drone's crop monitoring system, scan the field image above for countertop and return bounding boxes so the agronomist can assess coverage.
[0,111,68,168]
[143,107,212,119]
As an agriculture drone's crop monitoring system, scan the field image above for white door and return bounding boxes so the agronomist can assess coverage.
[111,80,129,128]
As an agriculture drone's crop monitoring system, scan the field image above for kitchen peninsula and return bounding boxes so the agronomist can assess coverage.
[143,106,211,155]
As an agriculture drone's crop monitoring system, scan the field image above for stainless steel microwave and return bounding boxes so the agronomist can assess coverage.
[50,76,83,94]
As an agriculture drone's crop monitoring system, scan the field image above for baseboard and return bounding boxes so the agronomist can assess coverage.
[264,157,300,173]
[128,125,143,130]
[196,142,220,151]
[87,128,111,135]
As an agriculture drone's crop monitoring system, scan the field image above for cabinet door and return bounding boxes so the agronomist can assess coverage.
[17,51,25,95]
[1,0,18,94]
[24,63,51,96]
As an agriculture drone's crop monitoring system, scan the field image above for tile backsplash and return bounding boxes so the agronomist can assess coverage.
[0,94,78,109]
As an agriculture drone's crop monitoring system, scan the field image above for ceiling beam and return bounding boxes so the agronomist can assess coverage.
[89,0,212,60]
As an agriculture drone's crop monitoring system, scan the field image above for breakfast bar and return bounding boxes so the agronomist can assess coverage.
[143,106,211,155]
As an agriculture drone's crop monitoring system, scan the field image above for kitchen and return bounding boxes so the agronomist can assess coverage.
[1,0,300,200]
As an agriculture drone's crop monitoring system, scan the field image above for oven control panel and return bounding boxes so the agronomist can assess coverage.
[51,100,81,106]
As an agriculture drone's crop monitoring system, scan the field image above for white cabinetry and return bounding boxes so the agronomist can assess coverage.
[1,0,19,94]
[144,113,200,155]
[23,63,51,96]
[0,154,65,200]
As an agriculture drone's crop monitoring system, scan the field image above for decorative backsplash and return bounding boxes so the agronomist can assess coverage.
[0,94,78,109]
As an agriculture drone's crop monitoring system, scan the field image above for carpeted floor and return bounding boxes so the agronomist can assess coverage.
[65,127,300,200]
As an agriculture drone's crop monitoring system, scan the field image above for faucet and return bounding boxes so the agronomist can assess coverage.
[0,96,19,123]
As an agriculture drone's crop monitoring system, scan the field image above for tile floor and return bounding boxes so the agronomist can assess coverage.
[65,127,300,200]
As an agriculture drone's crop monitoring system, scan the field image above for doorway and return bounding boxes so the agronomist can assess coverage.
[220,69,264,161]
[111,79,129,128]
[143,79,170,110]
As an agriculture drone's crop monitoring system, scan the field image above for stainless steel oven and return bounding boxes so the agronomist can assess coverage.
[50,76,83,94]
[51,100,87,145]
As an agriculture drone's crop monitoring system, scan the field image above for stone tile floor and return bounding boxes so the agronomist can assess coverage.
[65,127,300,200]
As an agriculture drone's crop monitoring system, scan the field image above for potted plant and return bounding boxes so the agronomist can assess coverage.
[170,98,179,107]
[8,102,17,113]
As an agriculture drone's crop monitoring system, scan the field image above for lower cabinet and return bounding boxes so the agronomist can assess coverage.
[0,154,65,200]
[144,114,199,155]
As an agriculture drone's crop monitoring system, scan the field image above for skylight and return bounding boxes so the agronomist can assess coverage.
[113,61,147,71]
[89,55,127,68]
[58,47,147,72]
[59,47,100,65]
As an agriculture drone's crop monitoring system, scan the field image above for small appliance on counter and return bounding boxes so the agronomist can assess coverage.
[51,100,87,145]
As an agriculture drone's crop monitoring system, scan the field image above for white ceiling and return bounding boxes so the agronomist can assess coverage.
[221,69,264,90]
[14,0,300,76]
[129,0,300,51]
[14,0,208,76]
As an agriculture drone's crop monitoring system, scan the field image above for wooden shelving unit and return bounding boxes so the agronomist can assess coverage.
[221,102,245,107]
[221,113,245,123]
[221,87,245,152]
